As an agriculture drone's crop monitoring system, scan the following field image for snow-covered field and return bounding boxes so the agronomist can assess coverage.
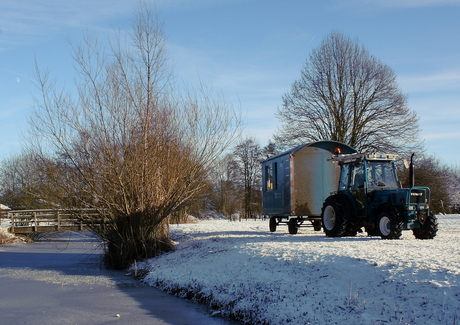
[141,215,460,325]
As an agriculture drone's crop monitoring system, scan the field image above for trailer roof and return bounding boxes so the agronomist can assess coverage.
[261,140,356,163]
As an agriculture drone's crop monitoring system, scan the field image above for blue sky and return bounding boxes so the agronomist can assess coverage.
[1,0,459,166]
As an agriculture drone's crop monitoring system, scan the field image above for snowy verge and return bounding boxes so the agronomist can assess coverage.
[0,218,21,244]
[141,215,460,325]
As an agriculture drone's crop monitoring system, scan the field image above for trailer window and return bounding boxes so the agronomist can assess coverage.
[265,163,277,191]
[266,164,273,190]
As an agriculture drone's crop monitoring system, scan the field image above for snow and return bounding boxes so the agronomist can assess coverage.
[2,213,459,324]
[0,204,10,210]
[140,215,460,325]
[0,217,17,244]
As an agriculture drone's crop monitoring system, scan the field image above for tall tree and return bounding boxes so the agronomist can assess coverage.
[233,137,263,219]
[275,32,422,155]
[27,3,241,269]
[209,154,242,217]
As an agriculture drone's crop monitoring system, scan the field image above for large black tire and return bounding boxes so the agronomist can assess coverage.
[377,211,403,239]
[321,196,348,237]
[288,218,298,234]
[269,217,277,232]
[412,212,438,239]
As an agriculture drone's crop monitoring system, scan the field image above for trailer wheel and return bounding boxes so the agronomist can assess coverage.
[288,218,298,235]
[412,212,438,239]
[312,220,322,231]
[269,217,277,232]
[321,196,347,237]
[377,211,402,239]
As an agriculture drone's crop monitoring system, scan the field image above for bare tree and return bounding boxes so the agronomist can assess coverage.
[0,154,50,210]
[262,139,279,159]
[26,3,241,269]
[209,154,242,217]
[275,32,422,155]
[233,137,263,219]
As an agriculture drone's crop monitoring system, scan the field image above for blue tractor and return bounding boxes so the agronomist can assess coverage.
[321,153,438,239]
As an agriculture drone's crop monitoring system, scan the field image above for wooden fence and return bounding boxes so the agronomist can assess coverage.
[7,209,104,234]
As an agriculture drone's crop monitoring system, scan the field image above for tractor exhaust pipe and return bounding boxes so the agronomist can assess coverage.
[409,153,415,188]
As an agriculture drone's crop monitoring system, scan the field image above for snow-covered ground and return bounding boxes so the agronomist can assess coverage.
[2,214,459,324]
[141,215,460,325]
[0,217,17,244]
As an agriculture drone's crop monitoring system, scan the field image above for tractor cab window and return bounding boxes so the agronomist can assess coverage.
[350,162,366,212]
[351,163,364,189]
[339,163,351,191]
[367,161,399,189]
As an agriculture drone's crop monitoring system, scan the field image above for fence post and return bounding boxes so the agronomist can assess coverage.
[10,212,15,233]
[33,212,37,232]
[56,210,61,231]
[79,212,83,231]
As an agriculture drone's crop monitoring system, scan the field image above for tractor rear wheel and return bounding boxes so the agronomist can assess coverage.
[321,196,348,237]
[377,211,403,239]
[412,212,438,239]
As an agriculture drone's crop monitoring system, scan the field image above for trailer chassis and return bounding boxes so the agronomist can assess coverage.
[268,216,322,234]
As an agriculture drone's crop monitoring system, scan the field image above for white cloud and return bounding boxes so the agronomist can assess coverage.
[399,71,460,93]
[423,131,460,140]
[0,0,133,46]
[169,41,291,98]
[349,0,460,8]
[411,97,460,130]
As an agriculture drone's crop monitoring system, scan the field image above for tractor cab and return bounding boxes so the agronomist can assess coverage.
[336,153,401,217]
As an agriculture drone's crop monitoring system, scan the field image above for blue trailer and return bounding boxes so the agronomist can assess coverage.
[261,140,356,234]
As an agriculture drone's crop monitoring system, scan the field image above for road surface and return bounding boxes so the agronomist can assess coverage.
[0,232,239,325]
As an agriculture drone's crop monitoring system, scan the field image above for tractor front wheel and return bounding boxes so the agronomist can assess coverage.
[412,213,438,239]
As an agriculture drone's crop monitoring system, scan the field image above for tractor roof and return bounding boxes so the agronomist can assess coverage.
[332,153,398,164]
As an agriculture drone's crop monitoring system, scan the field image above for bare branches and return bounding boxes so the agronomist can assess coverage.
[26,3,241,269]
[275,32,422,156]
